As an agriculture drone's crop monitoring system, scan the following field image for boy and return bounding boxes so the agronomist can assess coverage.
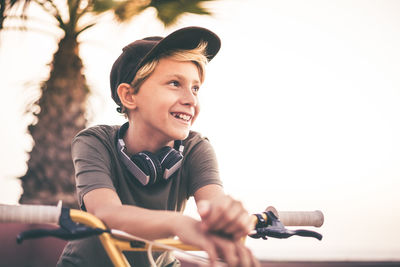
[58,27,259,267]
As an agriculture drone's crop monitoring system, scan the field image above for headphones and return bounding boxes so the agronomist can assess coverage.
[117,122,184,186]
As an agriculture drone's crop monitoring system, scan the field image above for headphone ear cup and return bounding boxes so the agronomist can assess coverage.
[158,147,183,179]
[131,151,162,185]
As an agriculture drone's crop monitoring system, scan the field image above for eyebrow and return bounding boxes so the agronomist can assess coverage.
[166,74,200,84]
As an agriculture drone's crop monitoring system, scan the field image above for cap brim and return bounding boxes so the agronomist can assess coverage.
[139,26,221,68]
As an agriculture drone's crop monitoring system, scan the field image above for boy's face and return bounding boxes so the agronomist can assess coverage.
[131,57,201,142]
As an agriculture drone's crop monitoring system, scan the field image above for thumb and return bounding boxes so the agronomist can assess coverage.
[197,200,211,219]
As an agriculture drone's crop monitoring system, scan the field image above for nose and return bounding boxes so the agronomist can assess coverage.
[181,87,198,107]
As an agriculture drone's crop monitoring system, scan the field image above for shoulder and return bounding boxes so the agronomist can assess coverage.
[75,124,119,140]
[73,124,120,145]
[72,124,120,154]
[184,130,208,147]
[183,131,214,156]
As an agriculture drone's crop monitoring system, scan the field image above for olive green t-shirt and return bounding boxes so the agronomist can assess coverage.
[57,125,222,267]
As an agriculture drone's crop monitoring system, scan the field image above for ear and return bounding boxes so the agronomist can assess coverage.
[117,83,137,110]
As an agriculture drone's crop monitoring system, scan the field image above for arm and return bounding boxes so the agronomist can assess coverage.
[84,188,179,240]
[85,187,259,267]
[83,188,223,265]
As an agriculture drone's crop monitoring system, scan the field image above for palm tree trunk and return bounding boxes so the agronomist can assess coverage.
[0,0,6,30]
[19,33,88,208]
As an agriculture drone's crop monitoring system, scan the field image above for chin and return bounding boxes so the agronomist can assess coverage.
[173,130,190,141]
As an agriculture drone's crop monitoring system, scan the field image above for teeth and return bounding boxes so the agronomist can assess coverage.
[173,113,191,121]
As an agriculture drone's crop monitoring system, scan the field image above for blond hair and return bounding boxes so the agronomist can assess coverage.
[130,41,209,93]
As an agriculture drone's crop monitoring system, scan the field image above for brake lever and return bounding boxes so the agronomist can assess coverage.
[17,226,106,243]
[254,225,323,240]
[17,207,108,244]
[249,211,323,241]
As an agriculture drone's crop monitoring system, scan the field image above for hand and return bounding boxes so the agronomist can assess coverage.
[197,195,253,240]
[172,216,218,265]
[173,215,260,267]
[208,234,260,267]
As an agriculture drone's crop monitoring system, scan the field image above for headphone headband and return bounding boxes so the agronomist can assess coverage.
[117,138,150,185]
[117,122,184,186]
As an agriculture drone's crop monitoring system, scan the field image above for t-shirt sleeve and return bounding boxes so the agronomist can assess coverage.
[185,138,222,197]
[71,135,116,210]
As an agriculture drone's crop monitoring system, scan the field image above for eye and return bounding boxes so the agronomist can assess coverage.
[168,80,180,87]
[192,85,200,94]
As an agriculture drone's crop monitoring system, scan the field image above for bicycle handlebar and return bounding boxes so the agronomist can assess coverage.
[0,203,324,228]
[0,202,324,267]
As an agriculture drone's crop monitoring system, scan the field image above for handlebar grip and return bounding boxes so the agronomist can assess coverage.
[264,206,324,227]
[276,210,324,227]
[278,211,324,227]
[0,203,62,224]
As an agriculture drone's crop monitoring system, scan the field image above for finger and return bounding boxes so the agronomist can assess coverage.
[229,213,254,240]
[222,208,250,235]
[252,254,261,267]
[246,246,261,267]
[203,244,218,267]
[212,236,239,267]
[212,199,243,231]
[197,200,211,219]
[197,237,218,267]
[235,244,252,267]
[177,220,218,267]
[203,197,233,230]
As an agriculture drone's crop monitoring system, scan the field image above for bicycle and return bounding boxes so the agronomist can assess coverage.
[0,202,324,266]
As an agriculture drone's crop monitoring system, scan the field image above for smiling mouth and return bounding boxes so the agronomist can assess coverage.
[171,112,192,122]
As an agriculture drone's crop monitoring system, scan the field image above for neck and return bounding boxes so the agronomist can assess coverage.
[122,122,174,155]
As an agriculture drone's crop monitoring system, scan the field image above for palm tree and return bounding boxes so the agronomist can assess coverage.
[0,0,216,208]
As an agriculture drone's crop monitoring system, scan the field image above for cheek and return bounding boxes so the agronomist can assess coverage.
[191,105,200,124]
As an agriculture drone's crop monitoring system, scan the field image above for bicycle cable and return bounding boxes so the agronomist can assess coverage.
[111,229,211,265]
[147,243,157,267]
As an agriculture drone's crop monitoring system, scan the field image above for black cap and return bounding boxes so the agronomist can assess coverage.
[110,26,221,106]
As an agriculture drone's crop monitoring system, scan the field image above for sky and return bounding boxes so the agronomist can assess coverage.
[1,0,400,262]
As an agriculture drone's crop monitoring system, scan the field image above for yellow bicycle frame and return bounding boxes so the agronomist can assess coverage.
[69,209,205,267]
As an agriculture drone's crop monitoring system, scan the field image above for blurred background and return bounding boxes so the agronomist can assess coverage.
[1,0,400,263]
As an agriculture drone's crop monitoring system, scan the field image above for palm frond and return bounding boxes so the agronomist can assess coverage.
[91,0,122,13]
[113,0,150,22]
[1,0,32,30]
[150,0,213,26]
[112,0,215,26]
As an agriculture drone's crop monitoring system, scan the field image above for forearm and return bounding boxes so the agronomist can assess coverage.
[83,188,185,240]
[194,184,225,203]
[94,204,183,240]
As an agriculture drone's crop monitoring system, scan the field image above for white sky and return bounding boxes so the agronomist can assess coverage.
[1,0,400,262]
